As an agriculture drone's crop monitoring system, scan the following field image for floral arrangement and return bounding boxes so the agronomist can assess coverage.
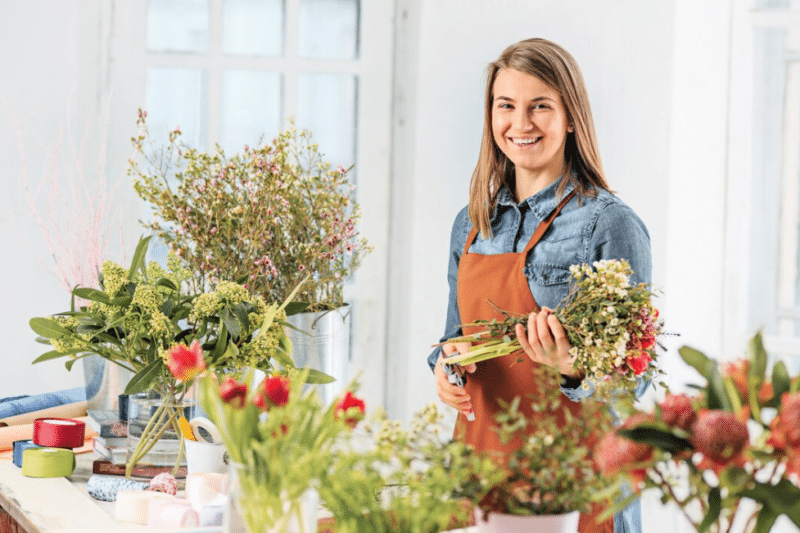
[29,236,326,476]
[128,110,372,311]
[596,332,800,533]
[199,370,367,533]
[441,259,663,397]
[317,402,504,533]
[473,364,618,519]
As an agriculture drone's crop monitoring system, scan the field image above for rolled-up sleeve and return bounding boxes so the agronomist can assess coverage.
[427,209,470,372]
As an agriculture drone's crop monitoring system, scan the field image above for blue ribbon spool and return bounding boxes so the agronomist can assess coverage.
[12,439,42,468]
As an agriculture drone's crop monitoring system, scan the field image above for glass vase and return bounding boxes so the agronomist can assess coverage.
[125,389,194,477]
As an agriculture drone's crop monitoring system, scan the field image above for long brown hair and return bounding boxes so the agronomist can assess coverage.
[468,38,609,238]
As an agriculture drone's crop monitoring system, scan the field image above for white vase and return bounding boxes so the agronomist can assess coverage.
[474,509,580,533]
[285,305,350,405]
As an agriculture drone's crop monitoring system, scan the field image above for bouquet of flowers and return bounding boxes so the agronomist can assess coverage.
[129,110,372,311]
[596,332,800,533]
[440,259,663,396]
[475,364,618,518]
[199,370,367,533]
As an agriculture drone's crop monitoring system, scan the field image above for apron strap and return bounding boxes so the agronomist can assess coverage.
[462,189,577,257]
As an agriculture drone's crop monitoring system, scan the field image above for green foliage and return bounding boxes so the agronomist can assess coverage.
[128,112,372,311]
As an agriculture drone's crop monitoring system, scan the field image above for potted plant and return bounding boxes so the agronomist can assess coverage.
[128,110,372,402]
[199,369,368,533]
[29,236,325,477]
[597,332,800,533]
[457,364,620,533]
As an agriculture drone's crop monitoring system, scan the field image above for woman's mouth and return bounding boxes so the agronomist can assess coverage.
[511,136,542,146]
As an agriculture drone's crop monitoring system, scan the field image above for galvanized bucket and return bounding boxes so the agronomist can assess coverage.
[286,305,351,405]
[83,353,132,412]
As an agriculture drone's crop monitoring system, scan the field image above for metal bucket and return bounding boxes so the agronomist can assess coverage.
[82,353,132,412]
[286,305,350,405]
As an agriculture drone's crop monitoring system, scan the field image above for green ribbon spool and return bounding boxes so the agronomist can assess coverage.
[21,447,76,478]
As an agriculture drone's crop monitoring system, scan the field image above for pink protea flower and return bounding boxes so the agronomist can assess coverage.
[691,409,749,467]
[334,391,366,428]
[218,377,248,409]
[253,375,290,411]
[165,340,206,381]
[659,394,697,432]
[595,413,654,487]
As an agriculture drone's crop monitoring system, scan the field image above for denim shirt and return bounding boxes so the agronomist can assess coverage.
[427,177,651,533]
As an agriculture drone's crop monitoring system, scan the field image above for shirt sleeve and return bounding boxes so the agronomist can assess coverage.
[427,209,470,372]
[561,198,653,401]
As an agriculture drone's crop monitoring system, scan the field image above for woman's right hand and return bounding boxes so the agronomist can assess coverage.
[434,342,476,417]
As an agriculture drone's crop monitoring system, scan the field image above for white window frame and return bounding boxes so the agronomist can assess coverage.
[724,1,800,364]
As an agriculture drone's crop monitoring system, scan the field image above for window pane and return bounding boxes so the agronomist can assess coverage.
[298,0,359,59]
[296,73,357,170]
[220,71,282,153]
[147,0,209,53]
[222,0,283,56]
[146,67,208,149]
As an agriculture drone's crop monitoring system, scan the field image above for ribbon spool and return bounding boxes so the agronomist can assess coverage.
[12,439,42,468]
[147,497,199,529]
[188,417,222,444]
[33,418,86,448]
[115,490,173,525]
[21,447,76,478]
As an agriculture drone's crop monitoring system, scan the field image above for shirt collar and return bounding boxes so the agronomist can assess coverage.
[493,176,576,222]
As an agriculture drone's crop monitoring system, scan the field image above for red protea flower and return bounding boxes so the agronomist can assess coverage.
[767,392,800,451]
[595,413,654,487]
[165,340,206,381]
[691,409,749,467]
[659,394,696,432]
[253,375,290,411]
[218,377,248,409]
[334,391,366,428]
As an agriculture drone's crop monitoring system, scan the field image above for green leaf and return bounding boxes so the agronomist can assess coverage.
[679,346,715,382]
[231,303,250,336]
[220,308,242,339]
[617,425,692,453]
[32,350,72,364]
[747,331,768,385]
[29,317,69,338]
[295,368,336,384]
[154,277,178,291]
[285,301,311,316]
[271,345,294,368]
[124,359,163,395]
[212,322,228,361]
[109,295,133,307]
[72,287,111,304]
[708,366,733,412]
[754,508,779,533]
[740,479,800,528]
[697,487,721,533]
[127,235,152,280]
[771,360,791,404]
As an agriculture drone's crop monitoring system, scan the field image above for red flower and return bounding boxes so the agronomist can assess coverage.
[254,375,290,411]
[659,394,696,432]
[595,413,654,487]
[626,351,652,375]
[767,392,800,451]
[218,377,248,409]
[691,410,749,468]
[334,391,366,428]
[165,340,206,381]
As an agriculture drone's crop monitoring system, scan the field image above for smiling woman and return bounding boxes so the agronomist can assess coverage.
[428,37,652,533]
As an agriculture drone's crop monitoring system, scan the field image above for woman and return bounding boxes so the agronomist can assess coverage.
[427,38,650,533]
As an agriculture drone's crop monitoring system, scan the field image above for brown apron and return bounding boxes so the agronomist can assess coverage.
[454,190,612,533]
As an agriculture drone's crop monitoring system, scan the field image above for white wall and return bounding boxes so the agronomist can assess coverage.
[0,1,140,398]
[387,0,675,421]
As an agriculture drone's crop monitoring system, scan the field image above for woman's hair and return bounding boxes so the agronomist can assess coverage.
[468,38,610,238]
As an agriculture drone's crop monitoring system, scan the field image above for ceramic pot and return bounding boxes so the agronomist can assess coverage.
[474,509,580,533]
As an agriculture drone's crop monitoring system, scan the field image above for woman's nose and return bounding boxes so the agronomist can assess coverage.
[514,109,534,131]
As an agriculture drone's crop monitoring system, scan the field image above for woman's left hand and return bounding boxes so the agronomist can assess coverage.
[515,307,582,379]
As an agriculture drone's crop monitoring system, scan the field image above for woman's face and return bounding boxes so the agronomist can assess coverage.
[491,68,573,190]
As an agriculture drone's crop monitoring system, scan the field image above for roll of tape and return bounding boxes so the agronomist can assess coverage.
[21,447,76,478]
[86,475,149,502]
[115,490,173,525]
[32,417,86,448]
[12,439,42,468]
[188,417,222,444]
[148,497,199,529]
